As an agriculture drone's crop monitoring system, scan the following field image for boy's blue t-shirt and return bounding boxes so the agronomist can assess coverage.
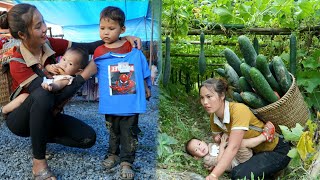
[95,48,151,115]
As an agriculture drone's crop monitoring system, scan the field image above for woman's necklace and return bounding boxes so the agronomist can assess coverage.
[38,50,42,63]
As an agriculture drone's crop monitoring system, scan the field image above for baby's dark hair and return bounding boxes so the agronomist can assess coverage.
[66,47,89,69]
[100,6,125,27]
[185,137,201,156]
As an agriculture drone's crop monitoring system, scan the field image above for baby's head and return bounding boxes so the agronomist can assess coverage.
[57,47,89,75]
[185,138,209,159]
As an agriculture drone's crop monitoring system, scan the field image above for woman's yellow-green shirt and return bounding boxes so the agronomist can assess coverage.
[210,101,278,153]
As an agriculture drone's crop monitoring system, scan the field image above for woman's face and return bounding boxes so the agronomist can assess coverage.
[24,9,47,47]
[200,86,225,114]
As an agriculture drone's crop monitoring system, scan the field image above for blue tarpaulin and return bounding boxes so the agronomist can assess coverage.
[14,1,160,42]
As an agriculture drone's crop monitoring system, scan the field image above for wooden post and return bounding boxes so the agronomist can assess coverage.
[149,1,154,69]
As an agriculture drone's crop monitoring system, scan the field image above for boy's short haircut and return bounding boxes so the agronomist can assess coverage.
[66,46,89,69]
[100,6,125,27]
[185,137,201,156]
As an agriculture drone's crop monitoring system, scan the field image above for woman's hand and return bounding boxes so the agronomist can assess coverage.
[41,82,53,91]
[204,164,214,171]
[213,133,222,143]
[123,36,142,49]
[205,173,219,180]
[220,134,228,148]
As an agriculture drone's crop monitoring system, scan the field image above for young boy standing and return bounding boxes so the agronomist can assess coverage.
[88,6,151,180]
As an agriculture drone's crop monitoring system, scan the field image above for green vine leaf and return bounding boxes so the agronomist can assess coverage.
[288,147,299,159]
[279,123,304,142]
[287,148,302,167]
[213,7,233,23]
[297,71,320,93]
[304,91,320,110]
[302,50,320,69]
[297,1,315,21]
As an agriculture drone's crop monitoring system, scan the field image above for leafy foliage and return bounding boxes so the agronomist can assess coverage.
[158,83,211,175]
[163,0,320,37]
[279,119,319,178]
[157,133,178,160]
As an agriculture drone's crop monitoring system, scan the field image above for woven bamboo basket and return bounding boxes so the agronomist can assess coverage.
[0,55,12,107]
[252,73,309,133]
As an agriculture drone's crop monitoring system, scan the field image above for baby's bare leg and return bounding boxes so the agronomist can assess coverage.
[2,93,29,114]
[240,134,266,148]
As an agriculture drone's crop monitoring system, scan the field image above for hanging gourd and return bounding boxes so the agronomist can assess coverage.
[199,32,206,76]
[163,36,171,86]
[253,36,259,55]
[289,34,297,76]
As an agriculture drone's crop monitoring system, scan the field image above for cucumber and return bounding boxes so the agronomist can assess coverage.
[216,68,225,77]
[250,67,279,103]
[256,54,283,96]
[253,36,259,55]
[272,56,292,93]
[268,61,277,79]
[239,76,253,92]
[163,36,171,86]
[199,32,206,76]
[232,92,243,103]
[224,64,240,92]
[289,34,297,76]
[238,35,257,67]
[240,62,254,88]
[240,92,268,109]
[224,48,242,76]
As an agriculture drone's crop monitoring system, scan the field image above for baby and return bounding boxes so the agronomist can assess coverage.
[0,46,88,116]
[41,46,88,91]
[185,121,275,171]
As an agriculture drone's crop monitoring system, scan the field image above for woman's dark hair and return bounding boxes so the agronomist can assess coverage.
[100,6,125,27]
[66,47,89,69]
[200,78,231,100]
[0,3,37,39]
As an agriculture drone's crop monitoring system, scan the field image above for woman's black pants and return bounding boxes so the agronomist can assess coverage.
[231,137,291,180]
[6,76,96,159]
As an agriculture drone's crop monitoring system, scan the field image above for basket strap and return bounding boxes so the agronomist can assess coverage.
[249,125,283,138]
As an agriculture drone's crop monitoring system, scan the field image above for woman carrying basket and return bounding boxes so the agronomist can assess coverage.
[0,3,141,180]
[199,78,291,180]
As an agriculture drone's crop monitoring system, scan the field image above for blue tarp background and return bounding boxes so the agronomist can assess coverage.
[14,1,160,42]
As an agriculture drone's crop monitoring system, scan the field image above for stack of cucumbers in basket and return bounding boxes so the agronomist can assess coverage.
[217,35,293,109]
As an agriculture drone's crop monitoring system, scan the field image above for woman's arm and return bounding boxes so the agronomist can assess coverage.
[70,36,142,54]
[71,40,104,54]
[80,60,97,81]
[216,134,228,162]
[207,130,245,179]
[42,79,70,92]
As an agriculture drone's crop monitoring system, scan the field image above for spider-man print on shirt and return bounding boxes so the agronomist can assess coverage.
[109,64,136,95]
